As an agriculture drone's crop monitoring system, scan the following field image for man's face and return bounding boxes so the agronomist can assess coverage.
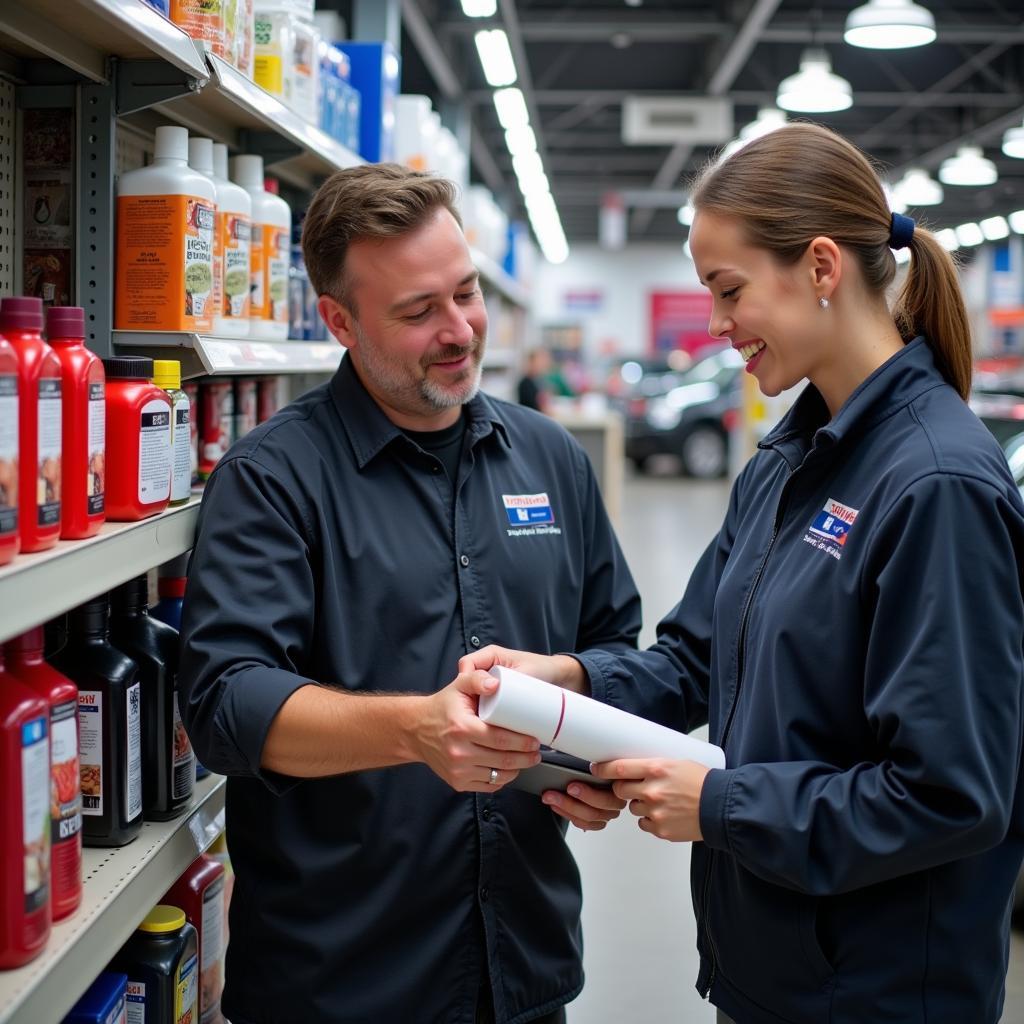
[321,207,489,430]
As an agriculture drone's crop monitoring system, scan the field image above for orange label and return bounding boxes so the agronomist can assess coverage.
[265,225,289,325]
[170,0,226,59]
[249,222,266,321]
[115,194,215,332]
[219,211,251,323]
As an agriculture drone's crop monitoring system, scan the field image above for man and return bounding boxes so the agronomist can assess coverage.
[517,348,552,412]
[179,163,641,1024]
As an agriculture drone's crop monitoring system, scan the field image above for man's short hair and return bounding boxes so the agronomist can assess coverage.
[301,163,462,312]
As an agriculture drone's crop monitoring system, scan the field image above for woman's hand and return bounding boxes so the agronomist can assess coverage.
[541,781,627,832]
[590,758,712,842]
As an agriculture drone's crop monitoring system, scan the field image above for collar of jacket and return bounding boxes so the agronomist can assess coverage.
[758,336,948,468]
[329,352,512,469]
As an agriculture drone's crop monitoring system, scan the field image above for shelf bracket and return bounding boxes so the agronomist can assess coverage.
[114,58,203,116]
[239,129,304,167]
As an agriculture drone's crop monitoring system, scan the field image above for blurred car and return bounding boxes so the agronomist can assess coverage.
[623,346,743,478]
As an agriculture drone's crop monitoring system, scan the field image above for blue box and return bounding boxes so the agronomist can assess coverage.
[63,972,128,1024]
[337,41,400,162]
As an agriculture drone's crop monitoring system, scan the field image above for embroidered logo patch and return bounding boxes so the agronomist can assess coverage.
[803,497,859,561]
[502,492,555,526]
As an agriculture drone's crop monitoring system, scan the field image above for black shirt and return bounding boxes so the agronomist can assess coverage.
[179,356,641,1024]
[517,374,543,411]
[403,409,467,484]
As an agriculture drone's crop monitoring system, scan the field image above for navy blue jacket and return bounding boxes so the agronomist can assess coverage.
[580,338,1024,1024]
[179,358,641,1024]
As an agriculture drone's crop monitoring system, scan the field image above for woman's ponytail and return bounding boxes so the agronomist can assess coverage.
[892,228,973,400]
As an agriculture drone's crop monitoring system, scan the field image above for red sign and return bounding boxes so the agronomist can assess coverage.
[649,291,714,355]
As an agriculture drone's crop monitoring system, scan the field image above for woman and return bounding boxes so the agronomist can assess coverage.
[463,123,1024,1024]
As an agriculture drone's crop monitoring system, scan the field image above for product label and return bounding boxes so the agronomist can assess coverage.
[200,875,225,1022]
[176,952,199,1024]
[115,194,215,333]
[21,715,49,913]
[50,698,81,846]
[0,375,16,536]
[171,690,195,799]
[37,376,61,526]
[171,395,192,502]
[254,53,284,96]
[220,212,252,321]
[170,0,226,57]
[88,380,105,514]
[78,690,102,816]
[139,399,172,505]
[126,680,142,821]
[248,222,265,319]
[266,225,289,325]
[103,995,126,1024]
[126,980,145,1024]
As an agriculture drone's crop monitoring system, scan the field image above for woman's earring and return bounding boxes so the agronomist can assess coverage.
[818,296,830,310]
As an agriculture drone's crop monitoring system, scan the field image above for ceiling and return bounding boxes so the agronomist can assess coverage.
[334,0,1024,246]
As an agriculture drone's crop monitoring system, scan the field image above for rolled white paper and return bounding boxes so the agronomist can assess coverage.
[479,665,725,770]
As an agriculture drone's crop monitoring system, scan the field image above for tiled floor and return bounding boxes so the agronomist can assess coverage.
[566,471,1024,1024]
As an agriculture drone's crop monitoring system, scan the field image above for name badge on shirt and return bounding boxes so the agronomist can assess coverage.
[502,492,556,526]
[804,497,859,561]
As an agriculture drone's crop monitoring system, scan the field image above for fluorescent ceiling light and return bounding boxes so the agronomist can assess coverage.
[740,106,787,141]
[474,29,517,87]
[935,228,959,251]
[504,124,537,157]
[844,0,936,49]
[512,149,546,187]
[677,202,694,226]
[1003,122,1024,159]
[980,216,1010,241]
[1010,211,1024,234]
[776,49,852,113]
[493,88,529,130]
[893,167,943,207]
[939,145,998,186]
[460,0,497,15]
[955,222,984,247]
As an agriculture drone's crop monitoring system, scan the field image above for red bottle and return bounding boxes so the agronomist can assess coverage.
[0,648,51,968]
[0,332,18,565]
[0,297,61,553]
[101,357,171,521]
[5,628,82,921]
[164,854,226,1024]
[46,306,105,539]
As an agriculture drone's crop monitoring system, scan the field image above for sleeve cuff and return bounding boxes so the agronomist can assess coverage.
[573,649,620,706]
[215,665,314,796]
[699,767,734,851]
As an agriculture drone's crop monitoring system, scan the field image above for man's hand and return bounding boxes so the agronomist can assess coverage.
[410,670,542,792]
[590,758,712,842]
[540,781,627,832]
[458,645,587,694]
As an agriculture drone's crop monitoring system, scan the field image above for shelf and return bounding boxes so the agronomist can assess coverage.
[151,53,363,186]
[471,247,531,309]
[0,773,226,1024]
[0,0,208,84]
[0,496,200,645]
[114,332,343,379]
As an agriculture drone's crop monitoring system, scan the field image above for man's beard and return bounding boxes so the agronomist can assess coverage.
[352,320,485,413]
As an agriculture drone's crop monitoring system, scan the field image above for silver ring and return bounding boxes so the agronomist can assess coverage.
[488,768,500,785]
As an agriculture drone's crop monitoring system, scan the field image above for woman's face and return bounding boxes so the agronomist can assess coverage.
[690,210,825,399]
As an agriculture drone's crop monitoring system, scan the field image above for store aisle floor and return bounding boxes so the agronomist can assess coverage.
[565,471,1024,1024]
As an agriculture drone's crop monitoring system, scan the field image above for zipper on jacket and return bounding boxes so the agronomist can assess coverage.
[698,470,796,1000]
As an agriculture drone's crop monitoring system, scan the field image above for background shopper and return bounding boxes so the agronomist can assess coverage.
[178,164,641,1024]
[465,123,1024,1024]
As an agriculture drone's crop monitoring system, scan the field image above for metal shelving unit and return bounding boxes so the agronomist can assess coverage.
[470,247,530,310]
[0,773,226,1024]
[0,496,200,645]
[114,332,343,378]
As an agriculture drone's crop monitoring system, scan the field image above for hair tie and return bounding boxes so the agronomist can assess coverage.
[889,212,915,250]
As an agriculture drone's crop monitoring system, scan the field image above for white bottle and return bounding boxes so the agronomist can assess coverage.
[187,137,222,336]
[211,143,253,337]
[230,154,291,341]
[116,126,217,333]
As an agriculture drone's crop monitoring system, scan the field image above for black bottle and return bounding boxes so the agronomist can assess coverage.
[111,575,195,820]
[52,597,143,847]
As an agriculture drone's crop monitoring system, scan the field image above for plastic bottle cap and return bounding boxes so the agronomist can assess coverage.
[0,296,44,333]
[139,905,187,934]
[5,626,45,657]
[154,125,189,163]
[45,305,85,340]
[188,137,215,176]
[231,154,265,189]
[152,359,182,390]
[101,355,155,380]
[212,143,229,180]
